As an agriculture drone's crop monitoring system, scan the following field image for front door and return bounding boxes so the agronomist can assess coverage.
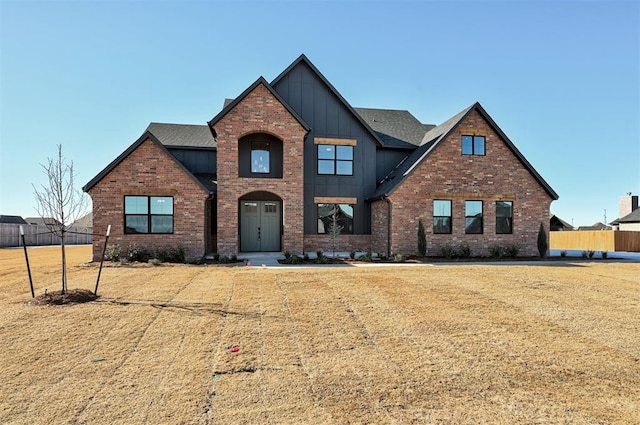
[240,201,281,252]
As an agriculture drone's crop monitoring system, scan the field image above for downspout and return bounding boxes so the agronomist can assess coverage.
[383,196,392,258]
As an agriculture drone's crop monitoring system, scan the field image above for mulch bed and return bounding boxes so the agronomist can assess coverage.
[31,289,99,306]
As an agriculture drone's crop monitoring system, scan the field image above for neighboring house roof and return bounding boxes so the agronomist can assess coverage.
[208,77,310,133]
[72,212,93,228]
[146,123,216,149]
[368,102,559,201]
[550,214,574,231]
[577,222,612,231]
[83,131,214,194]
[25,217,62,226]
[271,54,390,148]
[354,107,435,148]
[0,215,28,224]
[611,208,640,224]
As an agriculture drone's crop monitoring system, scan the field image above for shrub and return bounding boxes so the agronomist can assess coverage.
[154,245,186,263]
[560,250,567,257]
[349,250,356,260]
[417,219,427,257]
[601,251,608,259]
[283,254,303,264]
[441,244,457,259]
[488,244,504,259]
[359,250,374,262]
[537,222,548,258]
[284,250,291,260]
[231,254,238,262]
[392,253,405,262]
[303,252,310,261]
[127,243,148,262]
[503,243,520,258]
[581,251,588,258]
[588,250,595,259]
[105,244,121,262]
[316,255,332,264]
[458,243,472,259]
[148,258,162,266]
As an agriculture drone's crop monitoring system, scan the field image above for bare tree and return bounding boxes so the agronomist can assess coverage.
[33,145,88,294]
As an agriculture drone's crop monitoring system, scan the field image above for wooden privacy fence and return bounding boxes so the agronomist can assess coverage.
[0,223,92,248]
[550,230,640,253]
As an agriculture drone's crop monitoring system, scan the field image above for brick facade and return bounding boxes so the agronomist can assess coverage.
[213,83,308,255]
[378,109,553,257]
[88,138,209,261]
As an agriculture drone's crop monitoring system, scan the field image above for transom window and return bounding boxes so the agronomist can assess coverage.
[317,203,354,234]
[318,145,353,175]
[433,200,452,234]
[124,196,174,234]
[465,200,483,234]
[251,141,270,173]
[462,135,485,155]
[496,201,513,234]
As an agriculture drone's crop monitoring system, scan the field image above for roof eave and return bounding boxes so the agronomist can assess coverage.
[83,131,213,195]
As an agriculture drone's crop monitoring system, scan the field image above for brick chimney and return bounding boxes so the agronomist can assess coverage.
[619,193,639,218]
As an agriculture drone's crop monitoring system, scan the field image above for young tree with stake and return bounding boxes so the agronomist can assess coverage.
[33,145,88,294]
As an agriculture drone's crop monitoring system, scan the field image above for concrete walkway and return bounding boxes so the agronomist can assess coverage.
[238,250,640,268]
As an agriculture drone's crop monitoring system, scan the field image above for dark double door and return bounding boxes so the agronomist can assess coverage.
[240,200,281,252]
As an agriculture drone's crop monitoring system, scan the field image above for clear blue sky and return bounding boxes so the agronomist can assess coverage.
[1,0,638,227]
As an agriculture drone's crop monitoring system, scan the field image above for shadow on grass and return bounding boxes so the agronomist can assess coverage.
[96,298,267,317]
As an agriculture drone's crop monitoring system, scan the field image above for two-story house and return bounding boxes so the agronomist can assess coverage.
[83,54,558,260]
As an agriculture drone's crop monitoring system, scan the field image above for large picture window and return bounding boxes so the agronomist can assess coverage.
[433,200,452,234]
[124,196,174,234]
[461,135,485,155]
[496,201,513,234]
[317,203,353,234]
[318,145,353,175]
[465,200,483,234]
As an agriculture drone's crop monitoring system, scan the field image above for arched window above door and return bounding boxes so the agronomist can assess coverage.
[238,133,283,178]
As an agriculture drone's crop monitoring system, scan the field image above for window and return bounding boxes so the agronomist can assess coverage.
[462,135,485,155]
[251,141,270,173]
[318,145,353,175]
[124,196,174,234]
[433,200,452,234]
[317,203,353,234]
[496,201,513,234]
[465,200,483,234]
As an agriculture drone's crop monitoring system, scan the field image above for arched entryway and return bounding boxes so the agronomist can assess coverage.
[239,191,282,252]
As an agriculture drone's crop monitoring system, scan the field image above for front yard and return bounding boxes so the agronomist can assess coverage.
[1,246,639,424]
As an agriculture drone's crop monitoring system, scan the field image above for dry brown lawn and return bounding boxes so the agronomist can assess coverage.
[1,246,639,424]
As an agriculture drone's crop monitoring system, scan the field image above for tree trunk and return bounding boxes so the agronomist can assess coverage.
[61,232,67,294]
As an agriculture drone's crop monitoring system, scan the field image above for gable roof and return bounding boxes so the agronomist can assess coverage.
[577,222,612,231]
[550,214,574,230]
[83,131,213,194]
[208,77,310,133]
[0,215,28,224]
[611,208,640,224]
[72,212,93,228]
[271,54,392,147]
[25,217,62,226]
[354,107,435,148]
[146,123,216,148]
[368,102,559,201]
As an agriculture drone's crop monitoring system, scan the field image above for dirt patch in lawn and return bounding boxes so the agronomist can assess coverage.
[31,288,98,306]
[1,246,639,424]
